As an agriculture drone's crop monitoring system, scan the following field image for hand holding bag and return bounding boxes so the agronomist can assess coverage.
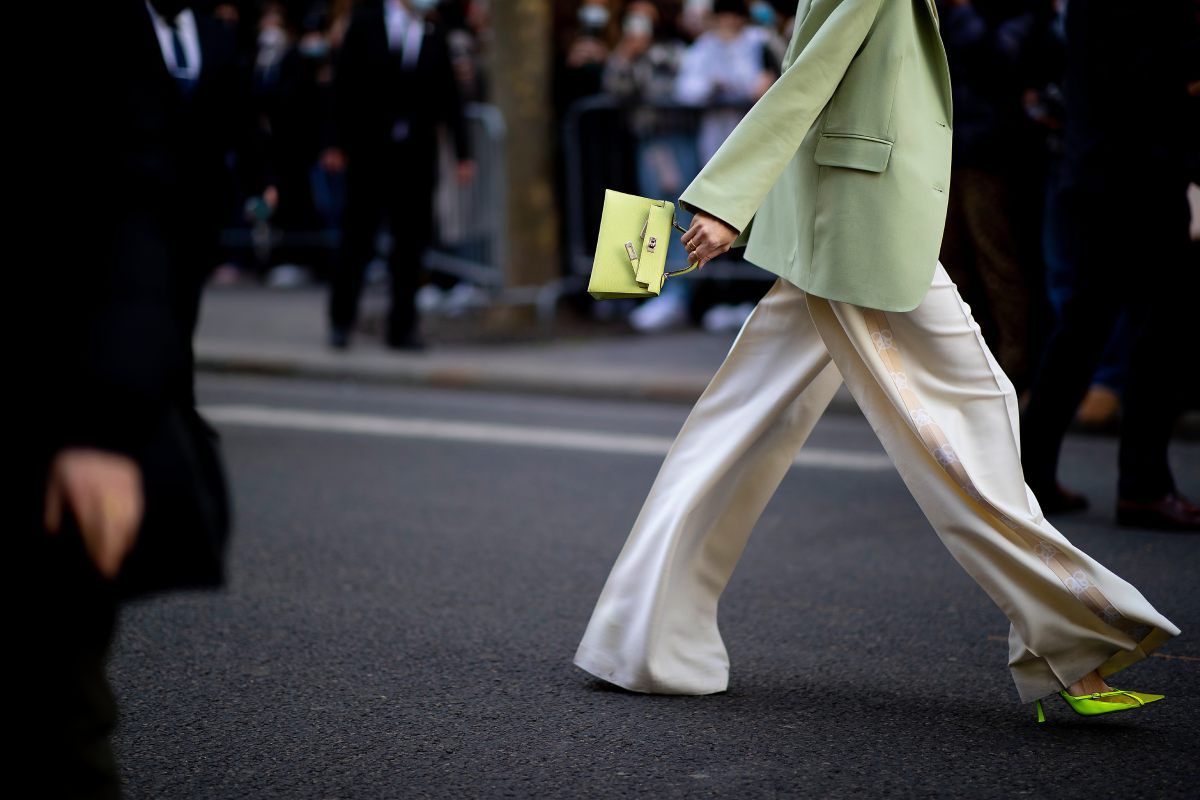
[588,190,700,300]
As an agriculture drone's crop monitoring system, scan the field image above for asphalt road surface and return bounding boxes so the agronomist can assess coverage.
[110,374,1200,799]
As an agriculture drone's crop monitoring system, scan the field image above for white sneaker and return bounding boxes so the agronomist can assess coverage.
[415,284,445,313]
[702,302,758,333]
[209,264,244,286]
[701,303,737,332]
[442,282,490,316]
[365,258,389,285]
[630,292,688,332]
[265,264,312,289]
[733,301,756,326]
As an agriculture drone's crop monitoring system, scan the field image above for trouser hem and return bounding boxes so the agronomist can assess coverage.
[1012,625,1177,703]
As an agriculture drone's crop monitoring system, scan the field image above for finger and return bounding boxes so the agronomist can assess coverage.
[72,482,110,570]
[44,474,63,534]
[113,488,144,576]
[680,222,701,246]
[88,495,124,580]
[693,241,720,264]
[97,479,145,580]
[704,235,734,260]
[94,510,125,580]
[91,514,117,579]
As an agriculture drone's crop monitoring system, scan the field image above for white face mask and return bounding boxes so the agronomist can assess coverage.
[258,25,287,51]
[623,13,654,39]
[578,5,610,29]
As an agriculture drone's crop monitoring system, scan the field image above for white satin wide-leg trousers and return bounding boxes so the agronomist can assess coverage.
[574,266,1178,702]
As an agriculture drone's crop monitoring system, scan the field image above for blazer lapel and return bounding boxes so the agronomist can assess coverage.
[920,0,953,120]
[925,0,940,28]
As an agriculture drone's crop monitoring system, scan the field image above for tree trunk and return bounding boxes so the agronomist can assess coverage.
[489,1,560,288]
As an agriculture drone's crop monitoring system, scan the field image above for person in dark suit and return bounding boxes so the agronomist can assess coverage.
[1021,0,1200,530]
[21,3,239,795]
[328,0,474,350]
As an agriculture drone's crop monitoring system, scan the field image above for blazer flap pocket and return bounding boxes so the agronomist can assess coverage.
[814,134,893,173]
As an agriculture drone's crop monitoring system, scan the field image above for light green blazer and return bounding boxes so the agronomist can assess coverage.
[679,0,953,312]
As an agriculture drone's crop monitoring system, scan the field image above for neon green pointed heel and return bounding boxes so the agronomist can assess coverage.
[1035,689,1164,723]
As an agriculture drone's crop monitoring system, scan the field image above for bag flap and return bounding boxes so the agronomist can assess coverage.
[813,133,893,173]
[634,201,675,290]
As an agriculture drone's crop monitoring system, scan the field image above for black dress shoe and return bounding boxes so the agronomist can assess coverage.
[329,327,350,350]
[1033,484,1090,515]
[1116,492,1200,532]
[386,333,426,352]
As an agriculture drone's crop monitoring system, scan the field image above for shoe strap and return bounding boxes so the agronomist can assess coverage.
[1075,689,1145,706]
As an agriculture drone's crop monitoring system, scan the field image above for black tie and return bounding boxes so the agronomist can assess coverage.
[170,23,196,96]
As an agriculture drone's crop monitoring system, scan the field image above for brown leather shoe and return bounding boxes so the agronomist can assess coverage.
[1116,492,1200,532]
[1034,484,1090,515]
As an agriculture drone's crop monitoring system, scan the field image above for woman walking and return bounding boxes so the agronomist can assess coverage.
[574,0,1177,720]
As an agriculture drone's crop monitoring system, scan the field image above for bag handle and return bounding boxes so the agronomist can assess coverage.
[631,203,700,281]
[664,214,699,278]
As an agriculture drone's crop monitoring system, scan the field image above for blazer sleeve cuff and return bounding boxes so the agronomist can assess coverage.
[678,184,750,236]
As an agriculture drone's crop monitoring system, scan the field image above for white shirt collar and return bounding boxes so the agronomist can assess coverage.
[145,1,202,80]
[384,0,424,66]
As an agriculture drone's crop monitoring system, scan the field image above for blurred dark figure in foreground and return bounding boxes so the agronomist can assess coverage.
[1021,0,1200,529]
[21,2,235,795]
[327,0,474,351]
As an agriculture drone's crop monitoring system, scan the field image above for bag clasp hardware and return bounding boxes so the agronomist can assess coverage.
[624,241,638,263]
[646,236,658,254]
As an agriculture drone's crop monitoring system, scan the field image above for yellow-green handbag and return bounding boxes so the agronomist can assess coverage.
[587,190,700,300]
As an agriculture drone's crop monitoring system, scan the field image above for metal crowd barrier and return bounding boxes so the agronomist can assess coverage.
[426,102,507,289]
[220,103,507,289]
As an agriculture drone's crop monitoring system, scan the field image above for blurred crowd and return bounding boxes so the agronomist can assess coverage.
[29,0,1193,376]
[193,0,490,288]
[210,0,803,337]
[125,1,1199,379]
[560,0,1200,432]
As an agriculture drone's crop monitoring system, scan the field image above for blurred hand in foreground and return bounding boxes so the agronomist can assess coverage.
[44,449,144,579]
